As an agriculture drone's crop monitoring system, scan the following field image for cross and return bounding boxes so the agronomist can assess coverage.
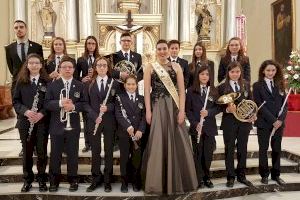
[125,10,133,29]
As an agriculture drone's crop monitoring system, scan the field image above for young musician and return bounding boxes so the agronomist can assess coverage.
[218,61,254,188]
[76,36,100,153]
[84,57,119,193]
[13,53,49,192]
[45,56,85,192]
[168,39,189,88]
[253,60,287,185]
[218,37,250,83]
[115,75,146,193]
[186,66,220,188]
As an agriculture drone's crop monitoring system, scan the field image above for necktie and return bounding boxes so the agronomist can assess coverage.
[32,78,37,88]
[20,43,26,62]
[100,79,105,93]
[65,81,69,90]
[130,94,134,103]
[56,56,61,71]
[270,80,274,93]
[172,59,176,63]
[201,87,206,97]
[234,82,239,92]
[88,55,93,68]
[124,53,129,61]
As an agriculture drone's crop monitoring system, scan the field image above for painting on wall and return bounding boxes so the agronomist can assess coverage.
[271,0,295,65]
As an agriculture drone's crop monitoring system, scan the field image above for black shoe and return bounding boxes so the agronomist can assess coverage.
[272,176,285,185]
[132,184,140,192]
[121,183,128,193]
[21,182,32,192]
[38,181,48,192]
[49,184,58,192]
[86,182,101,192]
[226,179,235,188]
[261,177,268,184]
[19,149,23,157]
[82,146,90,153]
[69,182,78,192]
[198,181,205,189]
[204,179,214,188]
[104,183,112,192]
[237,177,253,187]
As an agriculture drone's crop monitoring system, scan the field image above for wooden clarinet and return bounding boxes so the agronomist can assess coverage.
[27,90,40,142]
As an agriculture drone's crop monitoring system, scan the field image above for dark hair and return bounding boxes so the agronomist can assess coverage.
[156,39,168,47]
[14,20,27,27]
[167,40,180,48]
[124,74,138,84]
[223,61,246,93]
[189,42,208,74]
[223,37,247,65]
[47,37,67,64]
[59,56,76,68]
[83,36,100,59]
[120,32,131,39]
[16,53,49,84]
[258,59,285,92]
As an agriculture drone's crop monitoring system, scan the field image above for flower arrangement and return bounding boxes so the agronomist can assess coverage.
[284,50,300,92]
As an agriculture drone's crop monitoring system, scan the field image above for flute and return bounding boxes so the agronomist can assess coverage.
[197,86,210,144]
[93,79,114,135]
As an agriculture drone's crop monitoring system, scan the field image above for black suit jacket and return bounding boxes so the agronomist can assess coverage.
[110,50,143,81]
[45,78,85,135]
[75,56,92,81]
[185,87,221,136]
[218,56,251,83]
[13,78,48,129]
[5,40,43,79]
[188,60,215,88]
[115,92,146,137]
[45,57,76,75]
[168,57,189,88]
[83,78,120,132]
[253,80,288,130]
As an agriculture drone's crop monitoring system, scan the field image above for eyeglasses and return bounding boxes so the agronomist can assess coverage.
[96,64,108,68]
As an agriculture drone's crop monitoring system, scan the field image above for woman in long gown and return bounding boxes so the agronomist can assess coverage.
[142,39,198,195]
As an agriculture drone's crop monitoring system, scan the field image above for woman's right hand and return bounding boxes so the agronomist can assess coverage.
[146,111,152,125]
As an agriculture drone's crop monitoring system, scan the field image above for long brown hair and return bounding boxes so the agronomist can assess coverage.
[83,36,100,59]
[16,53,50,84]
[223,37,247,65]
[223,61,246,94]
[258,59,285,92]
[47,37,67,64]
[189,42,208,74]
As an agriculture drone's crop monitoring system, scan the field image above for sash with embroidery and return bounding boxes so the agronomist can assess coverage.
[152,62,179,108]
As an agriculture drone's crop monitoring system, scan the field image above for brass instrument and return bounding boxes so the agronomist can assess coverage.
[113,60,137,83]
[60,83,76,131]
[217,92,258,122]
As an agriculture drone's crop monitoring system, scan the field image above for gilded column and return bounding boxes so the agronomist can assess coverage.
[179,0,190,45]
[66,0,78,43]
[166,0,178,40]
[79,0,93,41]
[150,0,161,14]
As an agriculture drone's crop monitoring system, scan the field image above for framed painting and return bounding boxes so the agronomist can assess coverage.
[271,0,296,65]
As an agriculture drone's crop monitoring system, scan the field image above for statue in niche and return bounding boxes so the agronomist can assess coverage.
[195,4,213,41]
[39,0,57,37]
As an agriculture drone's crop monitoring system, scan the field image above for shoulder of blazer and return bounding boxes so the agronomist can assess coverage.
[28,40,42,48]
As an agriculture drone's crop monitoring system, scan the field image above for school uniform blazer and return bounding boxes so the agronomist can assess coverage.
[13,78,48,129]
[185,87,221,136]
[75,56,91,81]
[188,60,215,88]
[168,57,190,88]
[217,56,251,83]
[45,57,76,75]
[115,92,146,137]
[253,80,288,130]
[217,81,252,131]
[45,78,85,135]
[83,78,120,132]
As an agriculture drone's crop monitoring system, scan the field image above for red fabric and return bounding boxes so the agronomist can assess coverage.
[283,111,300,137]
[288,94,300,111]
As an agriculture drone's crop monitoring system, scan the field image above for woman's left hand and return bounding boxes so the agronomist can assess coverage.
[177,111,185,125]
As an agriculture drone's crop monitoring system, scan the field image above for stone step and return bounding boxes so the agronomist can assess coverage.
[0,173,300,199]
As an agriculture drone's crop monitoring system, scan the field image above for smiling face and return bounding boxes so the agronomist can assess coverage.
[156,42,169,61]
[53,39,65,55]
[124,77,137,93]
[228,39,241,55]
[228,66,241,81]
[263,64,277,79]
[27,57,42,76]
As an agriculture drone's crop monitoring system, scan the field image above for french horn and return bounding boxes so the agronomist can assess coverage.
[217,92,258,122]
[113,60,136,83]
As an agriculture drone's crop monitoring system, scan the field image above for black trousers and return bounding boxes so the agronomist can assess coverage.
[90,125,114,184]
[191,134,215,183]
[257,127,283,178]
[82,112,90,148]
[49,131,79,184]
[18,125,48,183]
[119,135,142,185]
[223,124,250,180]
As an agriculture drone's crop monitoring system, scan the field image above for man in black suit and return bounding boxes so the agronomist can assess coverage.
[5,20,44,95]
[167,40,189,88]
[45,57,85,192]
[110,32,143,82]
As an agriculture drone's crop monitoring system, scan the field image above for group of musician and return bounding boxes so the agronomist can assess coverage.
[6,20,288,195]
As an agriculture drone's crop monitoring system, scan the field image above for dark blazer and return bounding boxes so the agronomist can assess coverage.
[168,57,190,88]
[217,81,253,131]
[115,92,146,137]
[13,78,48,129]
[45,78,85,135]
[185,87,221,136]
[45,56,76,75]
[188,60,215,88]
[253,80,288,130]
[5,41,43,78]
[110,50,143,81]
[83,78,120,132]
[75,56,93,81]
[217,56,251,83]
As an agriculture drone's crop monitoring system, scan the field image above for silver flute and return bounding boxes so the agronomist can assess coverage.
[93,79,114,135]
[27,91,40,142]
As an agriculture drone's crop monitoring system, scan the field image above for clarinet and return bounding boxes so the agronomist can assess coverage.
[116,95,139,150]
[27,90,40,142]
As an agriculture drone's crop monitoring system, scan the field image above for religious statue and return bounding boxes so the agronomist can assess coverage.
[195,4,213,41]
[39,0,57,37]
